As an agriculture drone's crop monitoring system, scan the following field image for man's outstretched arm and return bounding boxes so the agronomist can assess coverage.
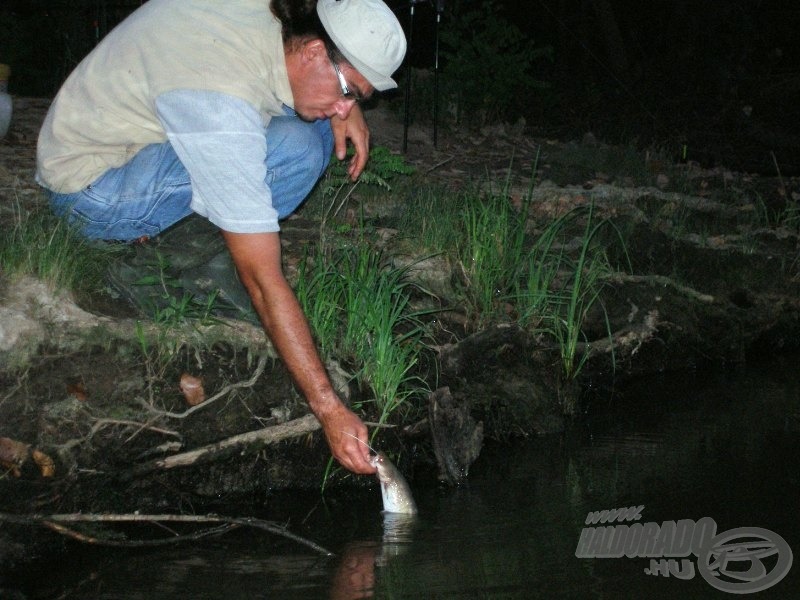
[222,230,375,474]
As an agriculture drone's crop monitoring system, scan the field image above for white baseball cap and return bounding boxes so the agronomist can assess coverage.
[317,0,407,91]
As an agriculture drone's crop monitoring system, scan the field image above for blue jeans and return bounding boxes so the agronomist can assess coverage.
[47,112,334,241]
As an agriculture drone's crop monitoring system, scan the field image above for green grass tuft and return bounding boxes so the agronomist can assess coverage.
[0,204,119,294]
[296,241,431,425]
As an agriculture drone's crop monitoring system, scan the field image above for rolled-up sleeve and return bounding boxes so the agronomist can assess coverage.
[155,89,279,233]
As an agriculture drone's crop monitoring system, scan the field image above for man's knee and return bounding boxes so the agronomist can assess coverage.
[295,123,332,179]
[266,117,333,180]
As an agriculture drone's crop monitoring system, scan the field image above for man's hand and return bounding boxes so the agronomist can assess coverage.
[318,401,376,475]
[330,104,370,181]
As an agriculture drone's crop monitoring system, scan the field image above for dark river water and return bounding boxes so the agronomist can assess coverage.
[10,357,799,599]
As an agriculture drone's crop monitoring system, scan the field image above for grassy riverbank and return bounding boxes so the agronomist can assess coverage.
[1,147,623,430]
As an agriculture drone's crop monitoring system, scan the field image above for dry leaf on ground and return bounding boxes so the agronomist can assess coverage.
[179,373,206,406]
[32,449,56,477]
[0,436,30,477]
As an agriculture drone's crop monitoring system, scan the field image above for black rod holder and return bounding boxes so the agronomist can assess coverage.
[433,10,440,148]
[402,0,445,153]
[402,2,416,154]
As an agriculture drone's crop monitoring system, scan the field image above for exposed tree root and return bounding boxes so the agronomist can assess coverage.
[138,354,269,419]
[604,273,716,303]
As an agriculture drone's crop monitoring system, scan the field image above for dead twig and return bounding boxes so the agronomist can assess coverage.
[0,511,332,555]
[362,421,397,428]
[771,151,787,199]
[139,354,269,419]
[425,155,455,174]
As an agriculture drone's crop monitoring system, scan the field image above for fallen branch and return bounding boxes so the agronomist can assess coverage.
[123,413,321,479]
[139,354,269,419]
[43,521,237,547]
[0,511,332,555]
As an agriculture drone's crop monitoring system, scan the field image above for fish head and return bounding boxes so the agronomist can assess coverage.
[369,451,390,481]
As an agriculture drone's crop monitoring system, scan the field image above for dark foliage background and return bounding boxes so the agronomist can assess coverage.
[1,0,798,173]
[400,0,799,174]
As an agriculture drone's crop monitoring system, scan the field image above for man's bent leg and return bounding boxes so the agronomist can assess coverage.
[48,113,333,240]
[265,114,334,219]
[48,142,192,241]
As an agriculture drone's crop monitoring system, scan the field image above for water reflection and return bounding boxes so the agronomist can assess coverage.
[378,513,418,563]
[329,541,379,599]
[329,513,418,598]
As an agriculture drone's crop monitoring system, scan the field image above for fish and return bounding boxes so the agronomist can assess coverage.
[370,451,418,515]
[340,431,419,515]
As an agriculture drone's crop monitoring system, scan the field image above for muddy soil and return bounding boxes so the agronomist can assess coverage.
[1,98,800,573]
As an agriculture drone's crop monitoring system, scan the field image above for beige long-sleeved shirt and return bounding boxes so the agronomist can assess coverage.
[37,0,294,193]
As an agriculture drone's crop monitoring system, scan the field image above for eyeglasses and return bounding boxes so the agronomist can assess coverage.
[331,58,364,103]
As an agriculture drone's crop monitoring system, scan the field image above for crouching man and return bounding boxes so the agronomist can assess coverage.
[36,0,407,474]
